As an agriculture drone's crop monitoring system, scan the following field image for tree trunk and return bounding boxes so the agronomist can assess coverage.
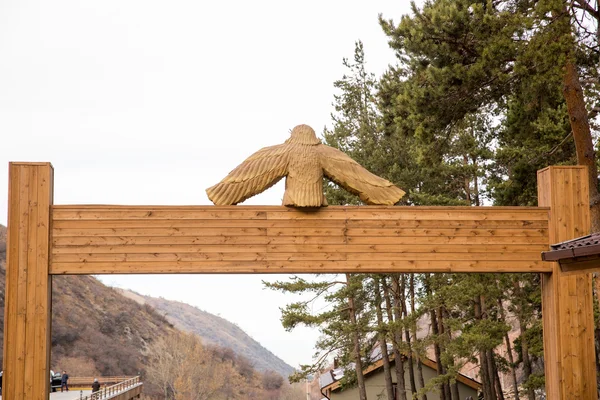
[346,273,368,400]
[424,275,447,400]
[562,59,600,230]
[491,352,505,400]
[554,3,600,230]
[401,275,417,395]
[595,275,600,392]
[391,275,409,400]
[519,319,535,400]
[430,307,447,400]
[375,276,396,400]
[481,295,503,400]
[474,295,496,400]
[436,307,452,400]
[383,276,407,400]
[410,274,428,400]
[513,281,535,400]
[464,154,472,204]
[439,305,459,400]
[472,156,481,206]
[450,382,460,400]
[498,299,520,400]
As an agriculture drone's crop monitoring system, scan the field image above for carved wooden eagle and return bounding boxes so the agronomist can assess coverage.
[206,124,405,207]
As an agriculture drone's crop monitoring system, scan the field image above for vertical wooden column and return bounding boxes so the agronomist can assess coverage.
[3,162,53,400]
[537,166,596,400]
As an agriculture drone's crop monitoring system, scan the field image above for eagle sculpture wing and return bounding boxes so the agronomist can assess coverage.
[317,144,405,205]
[206,144,290,205]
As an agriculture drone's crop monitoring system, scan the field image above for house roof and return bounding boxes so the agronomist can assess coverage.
[541,233,600,262]
[541,233,600,273]
[321,353,481,393]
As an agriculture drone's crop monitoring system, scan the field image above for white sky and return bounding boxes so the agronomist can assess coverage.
[0,0,416,369]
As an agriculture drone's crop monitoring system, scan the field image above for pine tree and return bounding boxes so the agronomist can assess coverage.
[379,0,599,225]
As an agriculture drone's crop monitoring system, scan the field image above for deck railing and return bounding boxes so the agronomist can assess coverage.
[70,376,136,387]
[79,376,141,400]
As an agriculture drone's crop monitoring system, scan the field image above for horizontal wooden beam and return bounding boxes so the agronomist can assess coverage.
[49,205,550,274]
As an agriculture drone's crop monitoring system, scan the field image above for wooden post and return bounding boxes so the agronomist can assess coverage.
[3,162,53,400]
[537,166,596,400]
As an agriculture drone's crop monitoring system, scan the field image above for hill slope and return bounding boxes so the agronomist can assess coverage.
[0,225,176,376]
[119,289,295,378]
[0,224,293,381]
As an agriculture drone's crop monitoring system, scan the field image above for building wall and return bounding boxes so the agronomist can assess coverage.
[329,361,478,400]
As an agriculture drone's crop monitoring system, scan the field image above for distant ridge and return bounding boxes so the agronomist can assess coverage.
[118,289,295,378]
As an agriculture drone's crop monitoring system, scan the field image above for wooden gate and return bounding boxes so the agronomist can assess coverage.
[4,162,595,399]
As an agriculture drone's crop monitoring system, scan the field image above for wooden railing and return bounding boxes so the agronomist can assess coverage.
[79,376,141,400]
[69,376,136,387]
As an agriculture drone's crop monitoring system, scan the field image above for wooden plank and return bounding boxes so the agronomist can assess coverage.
[52,205,549,220]
[53,226,546,238]
[346,236,548,245]
[52,251,542,263]
[345,228,547,237]
[264,244,547,253]
[53,213,548,227]
[52,244,268,254]
[51,218,549,229]
[537,166,596,400]
[4,164,19,399]
[51,234,549,245]
[51,243,547,254]
[53,253,270,262]
[38,165,53,399]
[15,166,30,399]
[53,207,268,220]
[52,235,272,246]
[4,163,53,400]
[52,235,344,246]
[52,252,543,263]
[52,219,348,228]
[24,166,38,396]
[345,219,548,228]
[266,207,549,220]
[342,252,541,261]
[49,260,551,274]
[266,227,346,236]
[52,227,269,237]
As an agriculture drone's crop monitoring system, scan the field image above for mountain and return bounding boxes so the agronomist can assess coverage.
[0,225,176,377]
[118,289,296,378]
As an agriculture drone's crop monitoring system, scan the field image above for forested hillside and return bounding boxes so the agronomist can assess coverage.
[119,289,295,378]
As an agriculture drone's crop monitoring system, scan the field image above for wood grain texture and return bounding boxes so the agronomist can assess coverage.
[49,205,549,274]
[538,166,596,400]
[205,125,405,207]
[3,163,53,400]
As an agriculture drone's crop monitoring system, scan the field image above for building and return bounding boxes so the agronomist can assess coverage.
[320,354,481,400]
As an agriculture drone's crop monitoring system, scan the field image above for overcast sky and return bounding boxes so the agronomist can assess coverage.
[0,0,416,370]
